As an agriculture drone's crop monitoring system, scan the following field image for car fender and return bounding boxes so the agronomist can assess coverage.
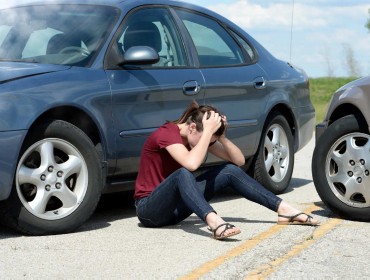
[326,81,370,133]
[0,69,115,200]
[262,85,306,152]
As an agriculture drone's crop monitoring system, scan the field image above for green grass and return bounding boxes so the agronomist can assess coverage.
[310,77,359,123]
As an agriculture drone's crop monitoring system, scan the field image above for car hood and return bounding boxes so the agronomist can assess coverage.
[0,62,70,83]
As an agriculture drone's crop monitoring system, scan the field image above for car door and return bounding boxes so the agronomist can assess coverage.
[105,7,205,177]
[174,9,268,161]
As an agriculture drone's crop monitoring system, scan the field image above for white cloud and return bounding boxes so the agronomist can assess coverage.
[0,0,32,8]
[196,0,370,77]
[207,1,293,29]
[206,0,368,30]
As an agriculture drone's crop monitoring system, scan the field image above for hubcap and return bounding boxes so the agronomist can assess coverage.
[16,139,88,220]
[326,133,370,207]
[263,124,290,182]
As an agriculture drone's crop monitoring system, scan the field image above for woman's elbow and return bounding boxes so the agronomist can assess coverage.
[235,157,245,167]
[182,161,201,172]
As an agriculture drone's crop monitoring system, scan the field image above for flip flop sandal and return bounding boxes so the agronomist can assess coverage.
[208,223,241,240]
[277,212,320,226]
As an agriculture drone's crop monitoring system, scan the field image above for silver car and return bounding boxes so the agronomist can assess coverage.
[313,76,370,221]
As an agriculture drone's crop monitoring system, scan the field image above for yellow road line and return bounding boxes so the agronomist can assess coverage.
[246,216,343,279]
[179,204,320,280]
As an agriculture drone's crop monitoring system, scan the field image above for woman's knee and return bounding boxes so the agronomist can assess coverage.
[223,163,242,174]
[219,163,249,182]
[176,167,195,179]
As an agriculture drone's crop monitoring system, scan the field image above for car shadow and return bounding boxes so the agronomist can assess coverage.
[311,201,336,219]
[76,191,137,233]
[284,177,312,194]
[80,189,243,233]
[0,225,23,239]
[137,216,251,242]
[0,191,138,238]
[0,179,331,238]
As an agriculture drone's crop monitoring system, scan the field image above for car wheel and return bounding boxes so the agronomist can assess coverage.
[253,113,294,194]
[1,120,103,235]
[312,115,370,221]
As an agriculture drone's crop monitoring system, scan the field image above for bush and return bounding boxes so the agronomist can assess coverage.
[310,77,358,123]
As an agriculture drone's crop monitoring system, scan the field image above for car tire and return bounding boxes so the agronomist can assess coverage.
[312,115,370,221]
[253,112,294,194]
[0,120,103,235]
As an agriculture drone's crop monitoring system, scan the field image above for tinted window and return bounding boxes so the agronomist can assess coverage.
[175,10,244,67]
[0,26,11,46]
[115,8,187,67]
[230,30,256,62]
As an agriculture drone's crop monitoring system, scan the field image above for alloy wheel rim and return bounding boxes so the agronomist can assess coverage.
[16,138,88,220]
[263,124,290,183]
[325,132,370,208]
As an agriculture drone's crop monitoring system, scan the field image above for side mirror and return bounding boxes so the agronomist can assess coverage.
[120,46,159,66]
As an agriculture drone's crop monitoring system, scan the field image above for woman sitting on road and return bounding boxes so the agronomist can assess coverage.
[134,101,319,240]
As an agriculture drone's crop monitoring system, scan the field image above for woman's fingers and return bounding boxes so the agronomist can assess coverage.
[203,111,222,133]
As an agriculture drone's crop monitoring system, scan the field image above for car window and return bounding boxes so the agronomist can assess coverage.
[23,28,63,58]
[115,7,187,67]
[0,26,11,46]
[0,5,119,66]
[175,9,244,67]
[229,30,256,62]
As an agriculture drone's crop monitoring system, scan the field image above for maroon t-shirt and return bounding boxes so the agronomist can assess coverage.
[134,122,185,200]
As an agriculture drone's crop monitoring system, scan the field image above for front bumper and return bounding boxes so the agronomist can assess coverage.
[0,130,27,200]
[315,121,328,143]
[293,105,316,152]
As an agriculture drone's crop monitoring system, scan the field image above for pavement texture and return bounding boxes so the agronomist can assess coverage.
[0,136,368,279]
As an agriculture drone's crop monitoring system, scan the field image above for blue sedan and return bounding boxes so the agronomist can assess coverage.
[0,0,315,234]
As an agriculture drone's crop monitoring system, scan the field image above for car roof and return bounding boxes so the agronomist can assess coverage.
[2,0,223,21]
[1,0,215,25]
[2,0,123,7]
[2,0,199,8]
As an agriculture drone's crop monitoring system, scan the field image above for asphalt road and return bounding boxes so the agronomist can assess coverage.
[1,136,369,279]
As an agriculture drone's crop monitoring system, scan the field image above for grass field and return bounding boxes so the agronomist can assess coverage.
[309,77,358,123]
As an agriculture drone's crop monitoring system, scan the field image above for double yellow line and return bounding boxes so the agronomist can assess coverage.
[179,204,343,280]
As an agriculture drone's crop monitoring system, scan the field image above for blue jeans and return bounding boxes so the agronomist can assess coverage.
[136,163,282,227]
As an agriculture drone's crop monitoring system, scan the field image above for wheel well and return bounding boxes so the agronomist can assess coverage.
[29,106,102,147]
[266,104,296,147]
[329,104,368,131]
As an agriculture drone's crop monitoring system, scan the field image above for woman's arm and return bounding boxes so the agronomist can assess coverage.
[166,111,222,171]
[208,136,245,166]
[208,115,245,166]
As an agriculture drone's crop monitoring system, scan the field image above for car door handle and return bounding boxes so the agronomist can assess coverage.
[183,80,201,96]
[253,76,266,90]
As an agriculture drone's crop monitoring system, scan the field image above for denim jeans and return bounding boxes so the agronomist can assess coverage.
[136,163,282,227]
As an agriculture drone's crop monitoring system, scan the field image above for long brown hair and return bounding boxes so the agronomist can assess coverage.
[172,100,226,137]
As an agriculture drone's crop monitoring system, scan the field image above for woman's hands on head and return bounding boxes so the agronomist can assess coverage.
[166,110,222,171]
[202,111,222,135]
[206,113,245,166]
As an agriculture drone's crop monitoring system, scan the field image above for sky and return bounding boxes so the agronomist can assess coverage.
[1,0,370,77]
[187,0,370,77]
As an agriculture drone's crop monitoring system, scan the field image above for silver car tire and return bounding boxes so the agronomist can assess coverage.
[312,115,370,221]
[1,120,103,235]
[253,113,294,194]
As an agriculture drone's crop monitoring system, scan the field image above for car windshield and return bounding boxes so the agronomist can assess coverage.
[0,4,120,67]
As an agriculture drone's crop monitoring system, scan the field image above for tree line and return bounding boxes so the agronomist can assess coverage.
[322,10,370,78]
